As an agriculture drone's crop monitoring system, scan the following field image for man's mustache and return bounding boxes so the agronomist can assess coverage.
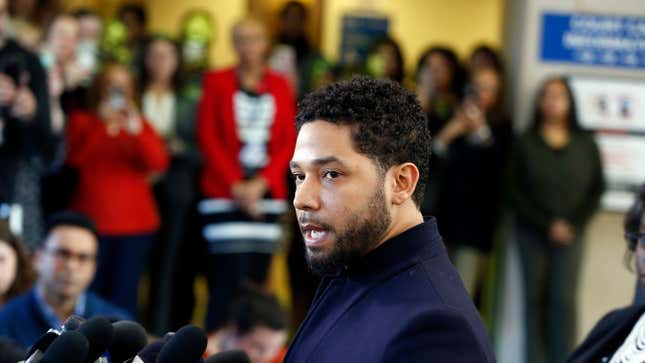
[298,214,334,231]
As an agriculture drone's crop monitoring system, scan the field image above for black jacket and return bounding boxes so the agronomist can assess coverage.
[0,39,52,203]
[284,219,496,363]
[568,304,645,363]
[434,115,513,252]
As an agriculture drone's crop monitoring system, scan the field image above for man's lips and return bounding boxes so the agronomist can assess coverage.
[301,223,331,246]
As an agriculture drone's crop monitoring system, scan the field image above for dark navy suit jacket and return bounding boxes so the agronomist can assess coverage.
[284,218,496,362]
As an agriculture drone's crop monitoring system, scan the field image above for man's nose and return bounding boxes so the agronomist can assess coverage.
[293,175,321,212]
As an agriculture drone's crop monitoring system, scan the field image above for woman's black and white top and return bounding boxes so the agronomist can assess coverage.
[610,312,645,363]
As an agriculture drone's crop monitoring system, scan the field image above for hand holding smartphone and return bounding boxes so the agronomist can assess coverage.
[101,86,141,135]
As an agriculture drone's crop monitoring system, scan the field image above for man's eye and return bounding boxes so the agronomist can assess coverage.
[292,173,305,182]
[323,171,340,179]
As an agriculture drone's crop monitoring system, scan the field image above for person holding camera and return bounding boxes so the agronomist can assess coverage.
[431,66,512,300]
[65,62,168,317]
[0,0,53,248]
[39,13,94,133]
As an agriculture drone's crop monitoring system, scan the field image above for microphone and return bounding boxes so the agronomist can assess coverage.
[77,316,115,363]
[24,331,58,363]
[62,315,85,332]
[131,341,165,363]
[108,321,148,363]
[156,325,207,363]
[0,337,26,363]
[162,332,175,341]
[24,315,87,362]
[205,350,251,363]
[40,331,89,363]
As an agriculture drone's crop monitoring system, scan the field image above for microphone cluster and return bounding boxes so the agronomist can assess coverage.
[17,316,250,363]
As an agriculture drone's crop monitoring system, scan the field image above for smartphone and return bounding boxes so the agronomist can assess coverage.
[77,42,98,72]
[39,51,56,71]
[463,84,477,101]
[108,86,126,110]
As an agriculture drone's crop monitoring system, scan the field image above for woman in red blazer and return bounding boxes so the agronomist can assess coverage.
[66,63,168,316]
[196,18,296,332]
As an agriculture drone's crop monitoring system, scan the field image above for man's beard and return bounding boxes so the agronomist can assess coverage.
[302,185,391,276]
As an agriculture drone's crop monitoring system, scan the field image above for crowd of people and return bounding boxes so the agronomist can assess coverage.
[0,0,617,362]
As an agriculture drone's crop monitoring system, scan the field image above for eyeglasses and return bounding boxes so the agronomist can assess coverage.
[45,248,96,265]
[625,232,645,247]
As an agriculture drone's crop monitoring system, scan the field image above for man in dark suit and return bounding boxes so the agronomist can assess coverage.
[285,77,496,362]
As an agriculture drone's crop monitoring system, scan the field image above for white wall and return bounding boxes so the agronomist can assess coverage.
[498,2,644,361]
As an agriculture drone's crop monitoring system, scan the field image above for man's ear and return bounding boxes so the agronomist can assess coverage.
[389,163,420,206]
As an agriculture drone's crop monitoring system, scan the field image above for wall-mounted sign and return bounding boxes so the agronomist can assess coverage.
[570,76,645,210]
[570,77,645,132]
[339,14,389,68]
[540,12,645,69]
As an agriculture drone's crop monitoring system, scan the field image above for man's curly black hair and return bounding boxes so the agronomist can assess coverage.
[295,76,431,206]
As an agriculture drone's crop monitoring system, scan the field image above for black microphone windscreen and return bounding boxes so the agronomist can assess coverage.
[41,331,89,363]
[25,330,59,359]
[62,315,85,332]
[205,350,251,363]
[109,321,148,363]
[0,337,26,363]
[78,316,115,363]
[135,341,165,363]
[105,315,121,323]
[157,325,207,363]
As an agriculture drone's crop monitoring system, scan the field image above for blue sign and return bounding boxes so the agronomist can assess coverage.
[339,15,389,67]
[540,12,645,69]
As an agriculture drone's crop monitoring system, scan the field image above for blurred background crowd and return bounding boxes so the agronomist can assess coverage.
[0,0,643,362]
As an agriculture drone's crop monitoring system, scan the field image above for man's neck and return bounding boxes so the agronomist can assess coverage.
[37,284,78,323]
[370,205,424,253]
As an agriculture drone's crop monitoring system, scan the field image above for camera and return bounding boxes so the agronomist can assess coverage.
[0,54,26,86]
[0,54,27,128]
[108,86,126,110]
